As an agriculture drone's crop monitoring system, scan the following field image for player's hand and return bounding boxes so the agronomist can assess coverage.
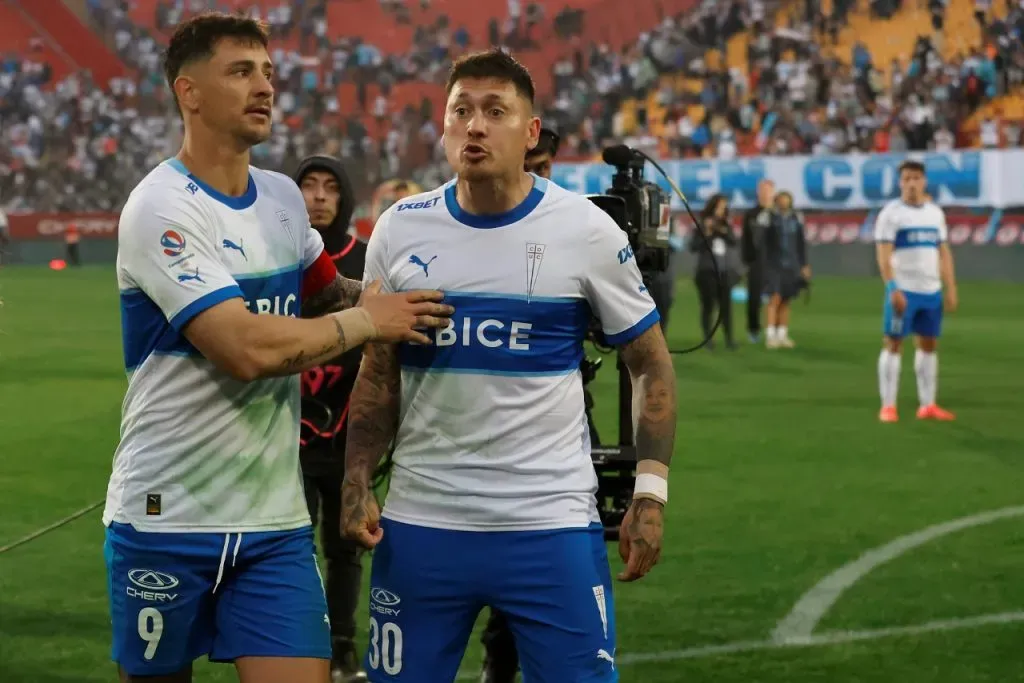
[945,287,959,313]
[341,478,383,549]
[801,265,812,280]
[617,498,664,582]
[890,289,907,316]
[358,280,454,345]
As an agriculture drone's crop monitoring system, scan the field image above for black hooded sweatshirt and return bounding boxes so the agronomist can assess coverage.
[293,155,367,475]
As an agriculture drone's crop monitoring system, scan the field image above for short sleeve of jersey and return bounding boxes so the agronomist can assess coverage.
[874,203,898,243]
[582,203,660,346]
[301,220,326,269]
[934,205,949,242]
[118,188,243,331]
[363,210,395,293]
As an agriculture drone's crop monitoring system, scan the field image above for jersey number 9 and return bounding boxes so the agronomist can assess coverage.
[137,607,164,661]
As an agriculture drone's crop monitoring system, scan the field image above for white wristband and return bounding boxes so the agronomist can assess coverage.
[634,472,668,504]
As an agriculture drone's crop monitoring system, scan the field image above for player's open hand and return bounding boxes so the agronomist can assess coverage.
[341,478,383,549]
[890,289,907,316]
[945,287,959,313]
[617,498,664,582]
[358,280,454,345]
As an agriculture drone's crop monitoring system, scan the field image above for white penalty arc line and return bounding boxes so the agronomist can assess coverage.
[614,610,1024,666]
[772,505,1024,643]
[453,611,1024,677]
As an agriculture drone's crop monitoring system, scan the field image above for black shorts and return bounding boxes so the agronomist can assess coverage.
[764,267,802,301]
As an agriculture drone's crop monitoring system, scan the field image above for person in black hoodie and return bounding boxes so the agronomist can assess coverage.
[294,155,369,683]
[690,193,741,349]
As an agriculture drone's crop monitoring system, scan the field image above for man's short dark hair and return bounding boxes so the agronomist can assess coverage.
[899,159,926,175]
[445,48,535,105]
[164,12,270,106]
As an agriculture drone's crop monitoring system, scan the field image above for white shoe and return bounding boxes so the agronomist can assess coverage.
[766,338,780,349]
[779,337,795,348]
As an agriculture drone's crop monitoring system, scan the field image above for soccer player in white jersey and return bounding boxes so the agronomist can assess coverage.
[341,49,678,682]
[874,159,959,423]
[103,13,453,683]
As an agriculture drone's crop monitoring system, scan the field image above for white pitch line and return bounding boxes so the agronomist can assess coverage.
[772,505,1024,643]
[455,611,1024,677]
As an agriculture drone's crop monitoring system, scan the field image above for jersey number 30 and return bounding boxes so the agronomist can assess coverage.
[368,616,403,674]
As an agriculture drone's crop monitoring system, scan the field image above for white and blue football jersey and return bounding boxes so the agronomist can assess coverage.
[103,158,339,533]
[364,175,660,532]
[874,199,948,294]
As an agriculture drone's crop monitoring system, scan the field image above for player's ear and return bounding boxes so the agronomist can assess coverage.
[526,117,541,153]
[174,72,200,114]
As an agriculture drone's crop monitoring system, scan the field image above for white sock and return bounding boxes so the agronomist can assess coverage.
[914,350,938,407]
[767,326,779,342]
[878,349,901,408]
[779,325,789,340]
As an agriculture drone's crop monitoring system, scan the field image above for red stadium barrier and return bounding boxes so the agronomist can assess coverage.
[8,213,119,241]
[11,211,1024,246]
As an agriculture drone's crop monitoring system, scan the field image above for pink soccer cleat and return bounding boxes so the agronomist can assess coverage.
[879,406,899,423]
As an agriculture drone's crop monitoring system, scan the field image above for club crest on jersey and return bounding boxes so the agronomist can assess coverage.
[276,210,291,231]
[161,230,186,257]
[525,242,545,302]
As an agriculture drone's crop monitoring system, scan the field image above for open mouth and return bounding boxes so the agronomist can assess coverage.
[463,144,488,160]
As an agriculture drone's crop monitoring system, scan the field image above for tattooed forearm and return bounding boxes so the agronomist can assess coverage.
[620,325,677,468]
[344,342,401,484]
[302,274,363,317]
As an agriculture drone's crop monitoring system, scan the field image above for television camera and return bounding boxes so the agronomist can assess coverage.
[583,144,674,540]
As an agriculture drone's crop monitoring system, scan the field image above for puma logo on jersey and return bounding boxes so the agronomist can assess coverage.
[177,268,204,283]
[222,238,246,259]
[597,649,615,667]
[409,254,437,277]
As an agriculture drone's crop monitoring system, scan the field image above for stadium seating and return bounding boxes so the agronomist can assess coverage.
[0,2,77,83]
[16,2,127,85]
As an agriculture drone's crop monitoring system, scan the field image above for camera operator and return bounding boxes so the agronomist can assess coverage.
[691,193,741,349]
[742,179,779,343]
[293,155,368,683]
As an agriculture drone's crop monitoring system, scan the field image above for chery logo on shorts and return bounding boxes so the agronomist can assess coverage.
[370,588,401,607]
[128,569,181,591]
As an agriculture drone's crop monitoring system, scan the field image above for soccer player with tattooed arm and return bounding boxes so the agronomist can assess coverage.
[102,13,453,683]
[341,49,677,683]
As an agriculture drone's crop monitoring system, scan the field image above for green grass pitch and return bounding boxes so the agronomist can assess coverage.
[1,266,1022,682]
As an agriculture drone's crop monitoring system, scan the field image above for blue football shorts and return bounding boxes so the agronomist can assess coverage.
[104,522,331,676]
[364,519,617,683]
[882,289,943,339]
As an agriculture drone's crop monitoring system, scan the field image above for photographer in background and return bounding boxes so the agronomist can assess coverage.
[293,155,369,683]
[691,193,741,350]
[742,179,778,343]
[763,190,811,349]
[524,125,560,178]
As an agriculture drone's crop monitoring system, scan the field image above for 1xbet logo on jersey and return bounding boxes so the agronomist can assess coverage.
[161,230,186,256]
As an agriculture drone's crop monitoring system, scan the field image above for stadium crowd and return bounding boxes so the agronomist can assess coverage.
[2,0,1022,214]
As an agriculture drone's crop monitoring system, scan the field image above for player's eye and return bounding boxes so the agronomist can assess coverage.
[490,108,505,117]
[454,106,469,117]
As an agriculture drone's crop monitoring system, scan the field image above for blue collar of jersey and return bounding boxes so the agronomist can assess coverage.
[166,158,258,210]
[444,174,548,229]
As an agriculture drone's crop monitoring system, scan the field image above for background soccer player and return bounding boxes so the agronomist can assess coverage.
[294,154,369,683]
[762,190,810,349]
[103,13,453,683]
[874,159,959,423]
[341,49,678,683]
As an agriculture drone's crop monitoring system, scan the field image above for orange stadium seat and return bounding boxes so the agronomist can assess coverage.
[0,2,78,83]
